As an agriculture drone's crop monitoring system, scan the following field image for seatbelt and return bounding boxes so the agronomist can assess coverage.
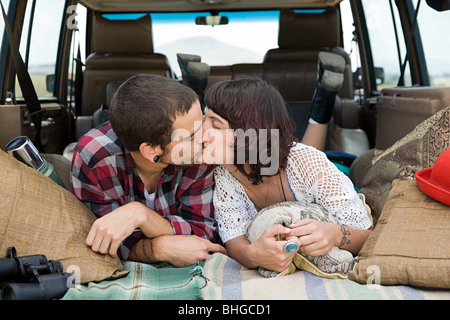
[397,0,421,87]
[389,0,403,76]
[1,1,45,152]
[74,30,84,117]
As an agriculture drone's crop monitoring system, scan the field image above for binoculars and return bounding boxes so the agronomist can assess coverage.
[0,247,74,300]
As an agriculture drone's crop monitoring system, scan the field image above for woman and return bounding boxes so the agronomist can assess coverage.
[202,78,372,273]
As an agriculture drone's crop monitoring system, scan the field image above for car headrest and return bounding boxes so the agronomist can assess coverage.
[92,14,154,54]
[278,8,340,49]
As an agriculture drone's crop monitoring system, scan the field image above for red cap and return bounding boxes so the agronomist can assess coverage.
[415,148,450,206]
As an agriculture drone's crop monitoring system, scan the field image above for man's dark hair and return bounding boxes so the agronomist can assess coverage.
[109,74,198,151]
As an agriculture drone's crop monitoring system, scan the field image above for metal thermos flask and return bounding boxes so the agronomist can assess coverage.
[6,136,65,188]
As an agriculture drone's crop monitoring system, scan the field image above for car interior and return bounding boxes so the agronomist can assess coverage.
[0,0,450,300]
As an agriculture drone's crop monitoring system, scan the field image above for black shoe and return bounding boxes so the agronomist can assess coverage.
[310,52,345,124]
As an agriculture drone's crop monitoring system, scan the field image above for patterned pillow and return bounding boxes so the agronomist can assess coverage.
[0,149,128,284]
[246,201,356,279]
[349,179,450,289]
[359,106,450,224]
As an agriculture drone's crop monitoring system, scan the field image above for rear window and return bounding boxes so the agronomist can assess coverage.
[151,11,279,78]
[414,0,450,87]
[361,0,450,90]
[15,0,66,99]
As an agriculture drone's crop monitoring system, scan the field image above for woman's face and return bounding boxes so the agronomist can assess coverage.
[201,107,235,165]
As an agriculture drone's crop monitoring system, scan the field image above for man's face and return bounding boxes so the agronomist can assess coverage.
[161,100,204,166]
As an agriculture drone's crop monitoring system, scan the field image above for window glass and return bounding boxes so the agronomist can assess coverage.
[0,0,10,52]
[151,11,279,78]
[15,0,65,99]
[340,0,365,97]
[361,0,412,90]
[414,0,450,86]
[340,0,359,73]
[0,0,10,101]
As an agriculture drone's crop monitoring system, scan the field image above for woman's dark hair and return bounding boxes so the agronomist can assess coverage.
[109,74,198,151]
[205,77,295,185]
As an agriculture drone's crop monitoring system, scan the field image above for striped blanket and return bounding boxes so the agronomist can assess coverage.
[62,261,206,300]
[62,253,449,300]
[202,253,449,300]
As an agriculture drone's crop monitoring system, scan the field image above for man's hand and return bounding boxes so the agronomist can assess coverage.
[86,202,172,257]
[150,235,226,267]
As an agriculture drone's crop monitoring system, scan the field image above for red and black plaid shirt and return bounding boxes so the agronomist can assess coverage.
[70,122,218,260]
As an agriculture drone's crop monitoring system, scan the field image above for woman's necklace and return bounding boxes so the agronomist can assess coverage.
[278,171,287,203]
[253,172,288,211]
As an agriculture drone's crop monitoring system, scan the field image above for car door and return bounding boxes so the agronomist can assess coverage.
[0,0,77,153]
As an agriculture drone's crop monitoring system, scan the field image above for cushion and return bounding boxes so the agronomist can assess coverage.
[349,179,450,289]
[358,106,450,224]
[0,149,128,284]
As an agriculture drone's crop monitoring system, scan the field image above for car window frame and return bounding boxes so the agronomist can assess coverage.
[0,0,69,104]
[352,0,432,97]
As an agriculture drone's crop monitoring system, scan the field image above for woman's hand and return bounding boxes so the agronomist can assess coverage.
[227,224,300,272]
[290,219,373,256]
[289,219,340,256]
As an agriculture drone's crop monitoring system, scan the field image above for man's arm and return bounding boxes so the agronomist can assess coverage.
[128,235,226,267]
[71,144,160,259]
[126,164,226,266]
[85,201,174,258]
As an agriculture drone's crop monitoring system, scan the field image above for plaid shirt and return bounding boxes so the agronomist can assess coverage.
[71,122,217,260]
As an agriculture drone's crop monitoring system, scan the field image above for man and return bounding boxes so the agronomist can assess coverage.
[71,74,225,267]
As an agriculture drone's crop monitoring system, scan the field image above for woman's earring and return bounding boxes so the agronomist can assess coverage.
[153,155,161,163]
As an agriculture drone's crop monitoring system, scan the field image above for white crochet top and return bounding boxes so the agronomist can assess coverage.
[213,142,372,243]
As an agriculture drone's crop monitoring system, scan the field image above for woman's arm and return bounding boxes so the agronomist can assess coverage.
[287,145,373,256]
[289,219,372,256]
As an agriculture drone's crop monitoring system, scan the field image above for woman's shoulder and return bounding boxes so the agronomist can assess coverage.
[287,142,327,163]
[214,164,233,179]
[214,165,241,188]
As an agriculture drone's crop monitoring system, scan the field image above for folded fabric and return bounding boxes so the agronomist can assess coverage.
[62,261,207,300]
[246,201,355,279]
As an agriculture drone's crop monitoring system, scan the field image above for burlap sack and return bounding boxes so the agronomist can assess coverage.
[349,179,450,289]
[0,149,128,284]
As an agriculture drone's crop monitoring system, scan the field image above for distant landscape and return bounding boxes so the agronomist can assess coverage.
[156,36,264,77]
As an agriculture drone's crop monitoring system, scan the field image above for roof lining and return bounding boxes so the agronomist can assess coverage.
[78,0,342,13]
